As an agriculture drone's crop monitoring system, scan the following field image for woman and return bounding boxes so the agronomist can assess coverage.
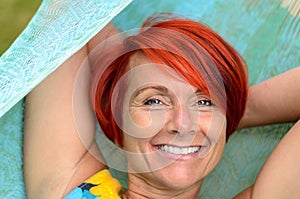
[23,15,300,198]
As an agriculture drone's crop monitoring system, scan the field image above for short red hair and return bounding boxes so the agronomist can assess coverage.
[91,15,248,146]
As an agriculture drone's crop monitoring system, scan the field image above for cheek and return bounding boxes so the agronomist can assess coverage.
[122,109,167,139]
[199,111,227,142]
[122,134,136,152]
[122,133,151,154]
[130,109,152,127]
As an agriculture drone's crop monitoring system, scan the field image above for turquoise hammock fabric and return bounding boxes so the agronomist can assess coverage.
[0,0,299,198]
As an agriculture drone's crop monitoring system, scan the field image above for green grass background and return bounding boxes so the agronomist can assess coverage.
[0,0,41,55]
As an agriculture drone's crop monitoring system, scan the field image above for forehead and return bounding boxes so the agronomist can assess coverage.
[124,52,198,96]
[128,51,182,81]
[128,52,179,82]
[128,51,153,69]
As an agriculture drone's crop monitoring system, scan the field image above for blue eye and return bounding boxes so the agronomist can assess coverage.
[197,100,212,106]
[144,98,163,106]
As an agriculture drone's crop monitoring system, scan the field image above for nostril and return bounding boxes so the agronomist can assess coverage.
[167,127,196,137]
[168,129,179,135]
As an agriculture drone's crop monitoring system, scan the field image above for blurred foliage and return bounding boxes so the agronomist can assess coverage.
[0,0,41,55]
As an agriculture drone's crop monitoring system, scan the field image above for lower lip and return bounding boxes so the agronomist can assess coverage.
[153,146,205,161]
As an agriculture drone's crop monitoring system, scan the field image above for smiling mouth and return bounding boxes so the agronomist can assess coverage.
[156,145,201,155]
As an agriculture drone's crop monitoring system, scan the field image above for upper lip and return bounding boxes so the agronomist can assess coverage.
[154,144,204,148]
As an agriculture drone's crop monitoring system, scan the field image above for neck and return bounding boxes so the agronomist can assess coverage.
[123,190,199,199]
[123,173,201,199]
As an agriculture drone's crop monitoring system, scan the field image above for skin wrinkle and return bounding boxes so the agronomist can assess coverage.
[92,16,247,198]
[23,10,300,198]
[116,55,226,195]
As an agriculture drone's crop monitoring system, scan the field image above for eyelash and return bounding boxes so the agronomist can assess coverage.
[197,99,213,107]
[143,98,213,108]
[143,98,164,106]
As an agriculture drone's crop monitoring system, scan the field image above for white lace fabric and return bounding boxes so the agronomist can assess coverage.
[0,0,132,118]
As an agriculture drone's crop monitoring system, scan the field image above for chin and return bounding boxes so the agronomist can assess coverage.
[151,148,224,191]
[150,162,204,191]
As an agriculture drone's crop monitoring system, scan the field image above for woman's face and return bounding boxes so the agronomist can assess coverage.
[113,52,226,191]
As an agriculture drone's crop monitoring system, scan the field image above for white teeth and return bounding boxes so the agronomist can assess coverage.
[158,145,200,155]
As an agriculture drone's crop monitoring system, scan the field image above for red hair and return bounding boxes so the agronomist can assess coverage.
[91,15,248,146]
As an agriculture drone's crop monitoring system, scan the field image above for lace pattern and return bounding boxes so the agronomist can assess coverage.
[0,0,132,118]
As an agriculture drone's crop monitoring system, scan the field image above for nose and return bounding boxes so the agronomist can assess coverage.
[166,104,197,136]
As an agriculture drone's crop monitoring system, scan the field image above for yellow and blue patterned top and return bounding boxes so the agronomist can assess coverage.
[64,169,124,199]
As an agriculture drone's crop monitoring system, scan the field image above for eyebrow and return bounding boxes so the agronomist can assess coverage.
[194,89,206,95]
[133,85,206,99]
[133,85,170,98]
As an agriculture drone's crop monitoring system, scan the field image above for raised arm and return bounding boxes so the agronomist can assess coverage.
[234,66,300,198]
[251,118,300,198]
[239,66,300,129]
[23,23,120,199]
